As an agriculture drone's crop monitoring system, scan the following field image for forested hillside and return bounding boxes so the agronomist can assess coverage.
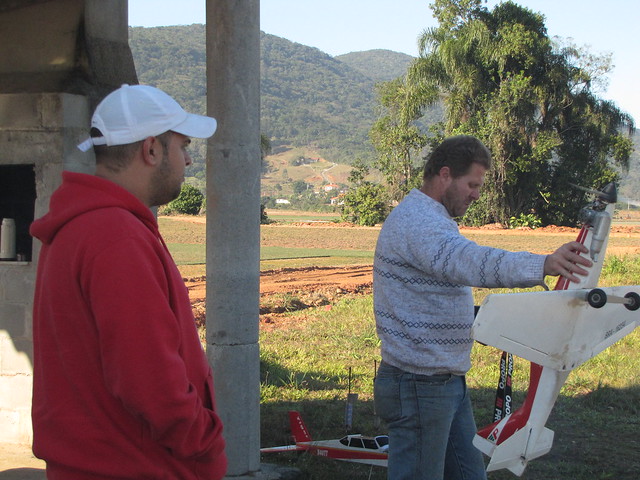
[128,25,414,173]
[260,32,376,163]
[336,49,413,84]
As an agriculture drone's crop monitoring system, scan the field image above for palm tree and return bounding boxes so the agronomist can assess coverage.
[393,0,634,226]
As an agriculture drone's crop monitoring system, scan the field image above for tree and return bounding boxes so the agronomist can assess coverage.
[391,0,634,226]
[260,134,273,223]
[340,160,390,226]
[260,204,270,224]
[166,183,204,215]
[292,180,309,195]
[260,134,273,175]
[370,79,429,202]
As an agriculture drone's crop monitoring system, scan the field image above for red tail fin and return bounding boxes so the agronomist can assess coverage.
[288,411,312,443]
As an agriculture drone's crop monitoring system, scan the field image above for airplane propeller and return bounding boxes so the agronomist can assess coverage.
[569,182,640,207]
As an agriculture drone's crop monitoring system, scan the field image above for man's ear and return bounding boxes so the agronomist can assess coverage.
[141,136,159,166]
[439,166,451,181]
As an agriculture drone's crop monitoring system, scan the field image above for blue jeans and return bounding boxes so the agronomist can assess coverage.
[374,361,487,480]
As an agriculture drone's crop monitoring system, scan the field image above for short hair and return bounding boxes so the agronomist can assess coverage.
[92,128,172,173]
[423,135,492,179]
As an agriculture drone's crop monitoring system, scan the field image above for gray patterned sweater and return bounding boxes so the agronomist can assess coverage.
[373,189,546,376]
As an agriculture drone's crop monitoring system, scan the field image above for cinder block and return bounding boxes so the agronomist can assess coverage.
[60,93,91,128]
[40,93,90,130]
[35,162,64,212]
[0,94,40,129]
[0,373,33,412]
[2,267,35,304]
[0,303,27,337]
[0,406,33,444]
[0,92,89,132]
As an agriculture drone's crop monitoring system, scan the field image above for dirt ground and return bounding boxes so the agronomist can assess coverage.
[186,264,373,302]
[185,224,640,302]
[184,223,640,330]
[186,264,374,330]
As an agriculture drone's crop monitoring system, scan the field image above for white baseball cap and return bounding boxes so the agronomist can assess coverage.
[77,84,217,152]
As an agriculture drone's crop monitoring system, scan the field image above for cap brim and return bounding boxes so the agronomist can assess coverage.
[172,113,217,139]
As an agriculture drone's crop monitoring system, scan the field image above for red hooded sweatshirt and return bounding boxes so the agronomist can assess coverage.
[30,172,227,479]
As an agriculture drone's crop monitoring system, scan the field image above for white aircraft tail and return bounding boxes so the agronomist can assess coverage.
[474,422,553,476]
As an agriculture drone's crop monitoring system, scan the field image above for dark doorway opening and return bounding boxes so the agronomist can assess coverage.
[0,164,36,262]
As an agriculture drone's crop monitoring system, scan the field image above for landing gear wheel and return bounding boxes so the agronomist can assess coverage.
[587,288,607,308]
[624,292,640,311]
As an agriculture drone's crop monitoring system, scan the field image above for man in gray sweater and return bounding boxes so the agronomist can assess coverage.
[373,135,591,480]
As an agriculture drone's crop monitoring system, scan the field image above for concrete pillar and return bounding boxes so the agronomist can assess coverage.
[205,1,261,477]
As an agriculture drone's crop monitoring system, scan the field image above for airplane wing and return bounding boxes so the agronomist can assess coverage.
[261,411,388,467]
[472,285,640,371]
[260,445,306,453]
[472,284,640,475]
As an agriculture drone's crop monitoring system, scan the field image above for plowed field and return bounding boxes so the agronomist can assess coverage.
[186,226,640,302]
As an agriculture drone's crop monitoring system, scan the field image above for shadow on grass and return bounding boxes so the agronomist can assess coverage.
[260,356,350,392]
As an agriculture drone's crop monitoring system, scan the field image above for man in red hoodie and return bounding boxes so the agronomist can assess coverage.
[30,84,227,479]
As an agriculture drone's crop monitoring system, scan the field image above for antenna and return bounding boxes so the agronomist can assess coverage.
[344,367,358,433]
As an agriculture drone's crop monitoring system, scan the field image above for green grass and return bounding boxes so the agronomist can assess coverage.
[261,246,372,263]
[266,211,341,224]
[165,243,373,273]
[260,292,640,480]
[258,259,640,480]
[161,215,640,276]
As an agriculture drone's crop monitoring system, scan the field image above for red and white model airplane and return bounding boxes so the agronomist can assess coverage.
[471,182,640,476]
[260,410,389,467]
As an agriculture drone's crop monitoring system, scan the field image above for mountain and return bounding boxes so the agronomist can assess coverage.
[336,49,413,83]
[260,32,377,164]
[128,25,415,180]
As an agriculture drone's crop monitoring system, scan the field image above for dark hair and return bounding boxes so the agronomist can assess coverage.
[423,135,491,179]
[92,128,172,173]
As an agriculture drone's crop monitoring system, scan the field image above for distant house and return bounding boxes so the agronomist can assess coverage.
[323,183,339,192]
[275,199,291,205]
[330,194,345,206]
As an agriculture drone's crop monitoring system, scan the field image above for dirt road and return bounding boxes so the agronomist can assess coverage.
[184,224,640,303]
[185,264,373,303]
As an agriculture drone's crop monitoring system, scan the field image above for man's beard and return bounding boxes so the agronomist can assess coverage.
[441,184,468,218]
[149,151,182,207]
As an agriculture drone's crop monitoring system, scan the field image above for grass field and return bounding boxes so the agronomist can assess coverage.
[159,213,640,479]
[160,215,640,276]
[265,209,342,224]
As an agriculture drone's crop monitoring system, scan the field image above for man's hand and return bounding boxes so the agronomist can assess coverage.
[544,241,592,283]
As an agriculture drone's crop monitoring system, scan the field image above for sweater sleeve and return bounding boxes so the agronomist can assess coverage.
[393,194,546,289]
[83,235,223,461]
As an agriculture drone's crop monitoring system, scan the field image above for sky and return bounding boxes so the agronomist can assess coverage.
[129,0,639,122]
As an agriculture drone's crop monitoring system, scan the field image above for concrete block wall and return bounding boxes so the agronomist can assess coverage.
[0,92,93,444]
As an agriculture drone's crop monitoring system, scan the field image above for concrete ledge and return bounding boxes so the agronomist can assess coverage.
[0,443,302,480]
[224,463,303,480]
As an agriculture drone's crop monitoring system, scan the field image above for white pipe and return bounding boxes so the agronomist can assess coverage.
[0,218,16,260]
